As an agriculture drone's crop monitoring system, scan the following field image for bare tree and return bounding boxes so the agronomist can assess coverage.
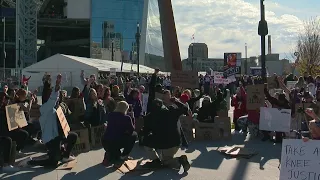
[296,17,320,76]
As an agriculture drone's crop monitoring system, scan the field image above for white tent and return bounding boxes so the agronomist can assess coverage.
[22,54,158,91]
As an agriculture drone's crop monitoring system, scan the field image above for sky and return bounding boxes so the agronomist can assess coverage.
[169,0,319,60]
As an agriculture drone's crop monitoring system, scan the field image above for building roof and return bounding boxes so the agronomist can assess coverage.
[60,54,156,73]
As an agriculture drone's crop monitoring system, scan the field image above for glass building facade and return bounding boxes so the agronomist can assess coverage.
[90,0,164,70]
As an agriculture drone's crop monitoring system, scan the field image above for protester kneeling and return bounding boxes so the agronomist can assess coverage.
[101,101,137,165]
[141,98,191,172]
[21,76,78,168]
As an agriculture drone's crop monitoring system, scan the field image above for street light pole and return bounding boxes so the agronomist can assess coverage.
[2,17,5,80]
[111,39,114,61]
[135,22,141,76]
[245,43,248,75]
[258,0,268,83]
[191,43,194,71]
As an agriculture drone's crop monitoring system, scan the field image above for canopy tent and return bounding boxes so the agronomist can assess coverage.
[22,54,159,91]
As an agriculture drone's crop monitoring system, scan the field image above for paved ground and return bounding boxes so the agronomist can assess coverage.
[0,98,282,180]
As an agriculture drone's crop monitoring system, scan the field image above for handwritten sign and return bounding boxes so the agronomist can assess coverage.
[5,104,28,131]
[259,107,291,132]
[246,85,265,110]
[56,106,70,138]
[213,72,233,84]
[223,66,240,77]
[280,139,320,180]
[110,68,116,76]
[171,71,198,88]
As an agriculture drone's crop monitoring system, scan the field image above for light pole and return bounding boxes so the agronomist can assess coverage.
[135,22,141,76]
[190,43,194,71]
[258,0,268,82]
[111,39,114,61]
[245,43,248,75]
[2,17,5,80]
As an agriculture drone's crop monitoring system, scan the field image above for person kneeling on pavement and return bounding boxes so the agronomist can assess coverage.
[21,75,78,168]
[141,98,191,172]
[101,101,137,165]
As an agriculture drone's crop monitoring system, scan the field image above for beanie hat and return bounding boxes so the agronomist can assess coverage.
[180,93,190,103]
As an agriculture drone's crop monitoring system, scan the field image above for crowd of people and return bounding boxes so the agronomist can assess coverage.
[0,69,320,176]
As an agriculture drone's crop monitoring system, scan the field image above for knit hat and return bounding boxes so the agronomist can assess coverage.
[180,93,190,103]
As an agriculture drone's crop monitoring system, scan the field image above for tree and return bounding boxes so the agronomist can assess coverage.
[296,17,320,77]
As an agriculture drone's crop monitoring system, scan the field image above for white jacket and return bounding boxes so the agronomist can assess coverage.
[39,91,59,144]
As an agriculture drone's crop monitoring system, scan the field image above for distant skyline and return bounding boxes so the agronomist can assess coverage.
[169,0,319,60]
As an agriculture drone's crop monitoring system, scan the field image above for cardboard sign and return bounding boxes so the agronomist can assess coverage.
[195,122,218,141]
[90,125,105,149]
[280,139,320,180]
[180,116,194,142]
[259,107,291,132]
[246,85,265,110]
[72,128,90,154]
[215,117,232,140]
[267,77,278,89]
[5,104,28,131]
[56,106,71,138]
[171,71,198,88]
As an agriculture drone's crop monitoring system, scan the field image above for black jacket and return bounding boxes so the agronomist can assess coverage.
[143,100,188,149]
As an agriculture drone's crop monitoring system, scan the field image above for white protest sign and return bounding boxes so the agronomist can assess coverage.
[213,72,230,84]
[259,107,291,132]
[280,139,320,180]
[141,93,149,115]
[287,81,297,90]
[110,68,116,76]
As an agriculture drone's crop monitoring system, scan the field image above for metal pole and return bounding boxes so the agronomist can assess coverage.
[111,40,114,61]
[136,22,140,76]
[2,17,5,80]
[245,43,248,74]
[258,0,268,83]
[191,44,194,71]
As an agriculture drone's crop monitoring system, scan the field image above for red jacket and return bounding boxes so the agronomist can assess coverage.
[248,102,268,124]
[231,86,247,120]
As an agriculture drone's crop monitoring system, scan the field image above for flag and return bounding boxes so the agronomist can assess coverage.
[191,34,195,41]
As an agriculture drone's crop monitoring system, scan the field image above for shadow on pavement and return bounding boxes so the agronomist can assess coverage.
[60,164,117,180]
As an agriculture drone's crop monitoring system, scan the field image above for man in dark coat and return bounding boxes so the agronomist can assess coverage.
[142,98,191,172]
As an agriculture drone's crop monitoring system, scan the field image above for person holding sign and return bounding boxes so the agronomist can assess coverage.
[23,75,78,168]
[0,92,29,152]
[305,108,320,140]
[262,83,291,143]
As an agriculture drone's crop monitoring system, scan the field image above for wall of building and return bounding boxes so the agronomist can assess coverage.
[65,0,91,19]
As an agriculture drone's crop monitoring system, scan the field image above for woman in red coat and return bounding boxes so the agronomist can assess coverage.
[231,86,247,133]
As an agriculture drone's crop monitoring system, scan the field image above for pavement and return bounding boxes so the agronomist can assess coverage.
[0,99,282,180]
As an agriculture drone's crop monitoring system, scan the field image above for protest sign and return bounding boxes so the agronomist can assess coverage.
[287,81,297,90]
[213,72,234,84]
[5,104,28,131]
[56,106,71,138]
[246,85,265,110]
[280,139,320,180]
[259,107,291,132]
[141,93,149,115]
[110,68,116,76]
[171,71,198,88]
[223,66,240,78]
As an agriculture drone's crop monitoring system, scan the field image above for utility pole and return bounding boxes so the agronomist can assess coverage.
[258,0,268,83]
[111,39,114,61]
[245,43,248,74]
[135,22,141,76]
[191,43,194,71]
[2,17,6,80]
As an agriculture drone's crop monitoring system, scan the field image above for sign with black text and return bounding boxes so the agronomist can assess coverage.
[280,139,320,180]
[224,66,241,78]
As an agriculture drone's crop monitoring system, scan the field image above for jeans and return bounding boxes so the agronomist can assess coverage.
[0,136,13,164]
[7,129,29,151]
[28,132,78,167]
[102,133,137,161]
